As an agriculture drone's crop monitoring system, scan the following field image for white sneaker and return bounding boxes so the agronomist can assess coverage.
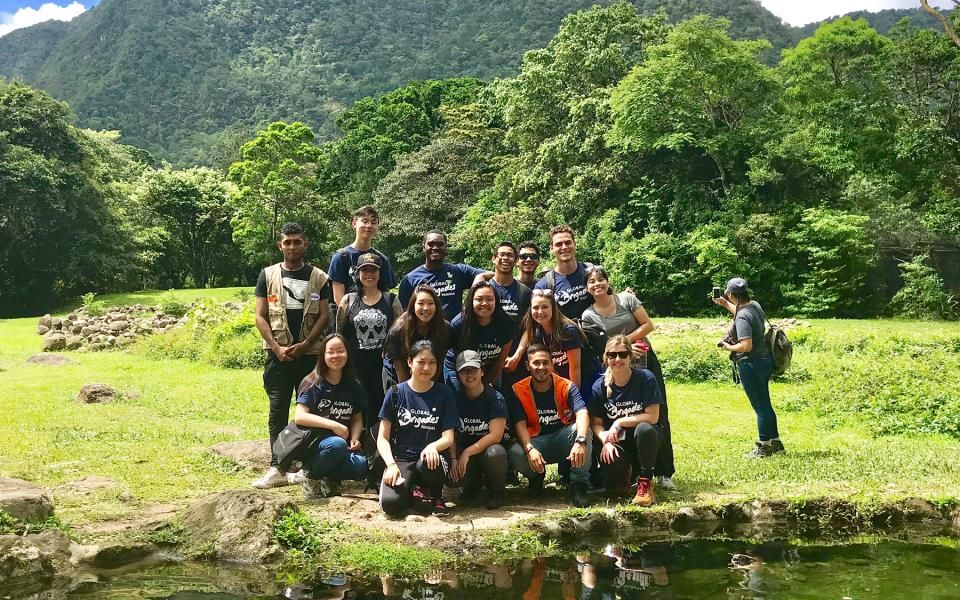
[288,470,306,485]
[655,476,677,491]
[252,467,290,489]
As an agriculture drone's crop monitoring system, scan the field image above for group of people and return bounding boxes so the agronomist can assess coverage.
[251,206,783,517]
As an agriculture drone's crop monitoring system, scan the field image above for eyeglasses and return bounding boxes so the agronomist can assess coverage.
[518,253,539,261]
[606,351,630,360]
[532,289,554,297]
[495,252,516,259]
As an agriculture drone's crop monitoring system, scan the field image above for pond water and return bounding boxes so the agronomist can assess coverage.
[49,538,960,599]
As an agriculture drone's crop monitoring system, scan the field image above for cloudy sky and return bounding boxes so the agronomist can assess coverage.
[0,0,956,37]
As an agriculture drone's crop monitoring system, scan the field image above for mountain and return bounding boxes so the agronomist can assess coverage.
[0,0,945,165]
[797,7,946,38]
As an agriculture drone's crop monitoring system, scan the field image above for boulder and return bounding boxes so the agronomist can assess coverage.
[26,354,75,366]
[38,314,53,328]
[0,529,71,586]
[71,325,83,334]
[108,322,128,334]
[77,384,116,404]
[0,478,54,522]
[36,325,50,335]
[61,319,73,330]
[65,336,83,351]
[210,440,271,471]
[50,318,63,330]
[179,490,295,563]
[80,326,96,336]
[42,332,66,352]
[90,540,156,568]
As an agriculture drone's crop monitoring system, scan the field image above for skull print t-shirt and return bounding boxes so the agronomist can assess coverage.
[343,293,395,353]
[379,381,460,462]
[588,368,662,429]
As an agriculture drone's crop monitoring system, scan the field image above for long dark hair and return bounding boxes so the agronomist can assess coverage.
[388,285,449,359]
[298,333,355,393]
[459,281,510,349]
[522,289,578,347]
[585,265,614,296]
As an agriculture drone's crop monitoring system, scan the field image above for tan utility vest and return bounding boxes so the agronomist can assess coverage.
[262,263,329,355]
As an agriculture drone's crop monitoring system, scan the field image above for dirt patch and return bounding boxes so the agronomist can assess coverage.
[76,503,178,538]
[26,354,75,366]
[210,440,270,471]
[55,476,119,497]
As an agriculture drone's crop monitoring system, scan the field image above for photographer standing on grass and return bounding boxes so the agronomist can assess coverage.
[713,278,784,459]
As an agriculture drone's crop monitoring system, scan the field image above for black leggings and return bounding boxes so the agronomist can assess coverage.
[379,457,448,517]
[601,422,661,487]
[646,348,675,477]
[455,444,508,495]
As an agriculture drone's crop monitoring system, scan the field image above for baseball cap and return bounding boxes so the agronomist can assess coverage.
[455,350,482,371]
[724,277,749,294]
[356,252,383,270]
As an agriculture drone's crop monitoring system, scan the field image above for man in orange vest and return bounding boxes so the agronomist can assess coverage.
[507,344,592,507]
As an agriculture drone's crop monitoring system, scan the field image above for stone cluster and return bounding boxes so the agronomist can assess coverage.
[36,304,188,352]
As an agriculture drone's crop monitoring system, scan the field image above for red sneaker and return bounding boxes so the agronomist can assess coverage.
[632,478,655,507]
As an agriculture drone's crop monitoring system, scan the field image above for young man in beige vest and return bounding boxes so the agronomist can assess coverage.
[252,222,331,488]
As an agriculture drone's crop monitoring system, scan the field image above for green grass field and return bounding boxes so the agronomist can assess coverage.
[2,290,959,536]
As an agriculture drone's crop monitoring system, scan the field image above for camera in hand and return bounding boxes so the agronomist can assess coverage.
[718,334,735,348]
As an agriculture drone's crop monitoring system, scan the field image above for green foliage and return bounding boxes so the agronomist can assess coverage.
[82,292,107,317]
[159,291,190,318]
[889,255,957,320]
[482,529,557,559]
[657,342,731,383]
[0,509,69,536]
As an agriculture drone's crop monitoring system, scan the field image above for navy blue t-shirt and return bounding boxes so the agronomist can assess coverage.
[491,279,531,324]
[454,382,508,449]
[534,323,582,381]
[588,368,662,429]
[508,380,585,437]
[327,245,396,296]
[445,312,516,373]
[398,263,484,321]
[379,381,460,461]
[535,262,592,320]
[296,378,364,427]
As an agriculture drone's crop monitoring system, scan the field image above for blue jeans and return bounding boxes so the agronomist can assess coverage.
[508,423,593,486]
[305,436,368,481]
[737,356,779,441]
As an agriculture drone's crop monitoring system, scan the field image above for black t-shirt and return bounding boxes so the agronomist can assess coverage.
[379,381,460,461]
[382,321,451,382]
[296,378,364,427]
[534,323,582,381]
[445,312,516,373]
[491,279,532,324]
[255,265,329,343]
[454,382,508,449]
[588,368,662,428]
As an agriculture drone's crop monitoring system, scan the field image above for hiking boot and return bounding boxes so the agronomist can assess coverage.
[431,498,451,517]
[527,475,545,498]
[252,467,290,489]
[319,476,341,497]
[570,483,590,508]
[632,478,655,507]
[770,439,786,455]
[486,492,504,510]
[655,476,677,491]
[745,442,775,459]
[301,477,324,500]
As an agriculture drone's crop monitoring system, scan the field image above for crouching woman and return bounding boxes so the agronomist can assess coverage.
[589,335,663,507]
[377,340,460,517]
[294,334,368,499]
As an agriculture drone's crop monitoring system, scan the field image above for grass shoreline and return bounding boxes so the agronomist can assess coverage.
[3,288,960,575]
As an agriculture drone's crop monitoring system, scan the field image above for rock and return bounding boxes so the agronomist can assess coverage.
[38,314,52,328]
[80,326,95,336]
[61,319,73,330]
[105,335,117,346]
[26,354,75,366]
[42,332,67,352]
[36,324,50,335]
[71,325,83,334]
[0,529,71,586]
[65,336,83,351]
[50,318,63,330]
[77,384,116,404]
[90,540,156,568]
[179,490,295,563]
[210,440,271,471]
[900,497,940,520]
[0,478,54,522]
[108,322,128,334]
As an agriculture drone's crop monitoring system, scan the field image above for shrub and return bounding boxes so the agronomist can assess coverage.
[81,292,107,317]
[160,290,190,317]
[888,254,957,320]
[658,342,731,383]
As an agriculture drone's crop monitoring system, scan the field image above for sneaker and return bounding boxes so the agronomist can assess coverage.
[319,476,341,497]
[632,478,655,507]
[770,439,786,455]
[301,477,324,499]
[745,442,775,459]
[527,475,545,498]
[486,492,504,510]
[252,467,290,489]
[570,483,590,508]
[287,470,306,485]
[655,476,677,491]
[431,498,451,516]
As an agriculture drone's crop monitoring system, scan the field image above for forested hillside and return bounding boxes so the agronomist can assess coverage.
[0,0,877,165]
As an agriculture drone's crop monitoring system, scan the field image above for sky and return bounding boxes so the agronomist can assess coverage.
[0,0,956,37]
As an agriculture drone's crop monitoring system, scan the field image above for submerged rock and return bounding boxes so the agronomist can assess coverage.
[179,490,294,563]
[0,529,71,586]
[0,478,54,522]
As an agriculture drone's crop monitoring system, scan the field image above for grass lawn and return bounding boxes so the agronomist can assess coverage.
[52,287,250,314]
[2,292,959,537]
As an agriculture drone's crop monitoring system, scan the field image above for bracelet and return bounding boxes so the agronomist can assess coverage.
[386,462,397,468]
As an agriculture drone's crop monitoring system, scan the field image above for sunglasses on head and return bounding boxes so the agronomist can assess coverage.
[532,289,554,297]
[606,350,630,360]
[518,253,539,261]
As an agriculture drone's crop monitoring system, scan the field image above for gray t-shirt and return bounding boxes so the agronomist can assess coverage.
[581,292,642,337]
[732,301,769,359]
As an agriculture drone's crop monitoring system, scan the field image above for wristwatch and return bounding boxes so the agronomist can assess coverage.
[574,436,587,446]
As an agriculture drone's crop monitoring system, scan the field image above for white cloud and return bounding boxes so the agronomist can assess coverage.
[0,2,87,37]
[760,0,955,26]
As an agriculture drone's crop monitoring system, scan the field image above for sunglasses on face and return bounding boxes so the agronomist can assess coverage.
[606,351,630,360]
[518,253,539,261]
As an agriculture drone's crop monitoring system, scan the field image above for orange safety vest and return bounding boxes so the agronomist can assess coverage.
[511,373,575,438]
